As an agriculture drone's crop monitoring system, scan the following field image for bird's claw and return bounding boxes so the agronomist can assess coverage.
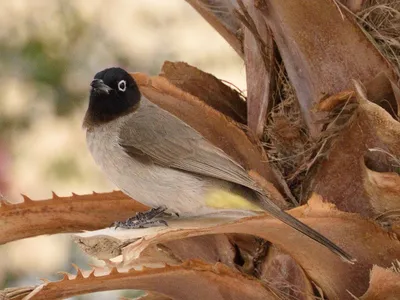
[111,206,169,229]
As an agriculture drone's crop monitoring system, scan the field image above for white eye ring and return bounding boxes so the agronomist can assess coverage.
[118,80,126,92]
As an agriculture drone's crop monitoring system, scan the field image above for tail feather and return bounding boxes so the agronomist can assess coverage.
[258,194,356,264]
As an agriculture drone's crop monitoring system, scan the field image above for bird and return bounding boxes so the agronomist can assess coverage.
[83,67,354,264]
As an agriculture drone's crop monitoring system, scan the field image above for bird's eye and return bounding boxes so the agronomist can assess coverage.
[118,80,126,92]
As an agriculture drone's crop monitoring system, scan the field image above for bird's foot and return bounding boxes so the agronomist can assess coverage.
[113,218,168,229]
[112,206,169,229]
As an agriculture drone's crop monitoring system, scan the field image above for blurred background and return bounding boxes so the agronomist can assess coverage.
[0,0,245,298]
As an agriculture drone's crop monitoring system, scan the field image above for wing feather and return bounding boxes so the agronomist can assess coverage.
[118,99,259,191]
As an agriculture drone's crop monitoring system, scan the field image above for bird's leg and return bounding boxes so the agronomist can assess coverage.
[112,206,169,229]
[113,218,168,229]
[134,206,168,220]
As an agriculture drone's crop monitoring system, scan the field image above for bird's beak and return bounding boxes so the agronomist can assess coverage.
[90,79,113,94]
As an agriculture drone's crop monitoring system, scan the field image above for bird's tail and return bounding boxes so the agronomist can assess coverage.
[258,193,356,264]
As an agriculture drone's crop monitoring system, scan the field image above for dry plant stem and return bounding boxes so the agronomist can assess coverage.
[9,261,277,300]
[0,287,35,300]
[185,0,243,57]
[160,61,247,123]
[75,195,399,299]
[5,262,399,300]
[237,0,277,138]
[1,190,398,298]
[0,191,148,244]
[256,0,396,137]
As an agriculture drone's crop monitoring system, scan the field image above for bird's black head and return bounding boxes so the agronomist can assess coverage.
[84,67,141,127]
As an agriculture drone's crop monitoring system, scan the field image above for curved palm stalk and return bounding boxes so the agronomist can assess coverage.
[0,191,147,244]
[3,261,275,300]
[74,194,400,299]
[238,0,277,138]
[160,61,247,124]
[3,262,399,300]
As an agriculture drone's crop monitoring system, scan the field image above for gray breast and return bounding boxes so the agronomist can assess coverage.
[86,114,233,216]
